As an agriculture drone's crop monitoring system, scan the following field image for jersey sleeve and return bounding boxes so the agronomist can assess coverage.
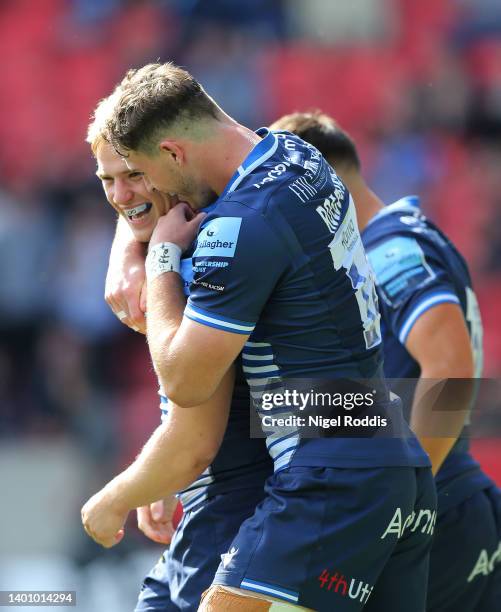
[185,210,290,335]
[366,234,460,345]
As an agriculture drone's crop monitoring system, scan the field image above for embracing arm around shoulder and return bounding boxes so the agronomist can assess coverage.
[405,302,475,475]
[111,364,234,507]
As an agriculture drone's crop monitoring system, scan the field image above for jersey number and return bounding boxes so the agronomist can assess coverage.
[328,201,381,350]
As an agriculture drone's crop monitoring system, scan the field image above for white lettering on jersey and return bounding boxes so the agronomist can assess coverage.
[467,541,501,582]
[253,161,291,189]
[381,506,436,539]
[328,199,381,349]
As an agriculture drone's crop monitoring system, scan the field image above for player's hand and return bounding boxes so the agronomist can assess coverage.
[149,203,206,253]
[137,496,178,545]
[105,234,147,334]
[81,488,128,548]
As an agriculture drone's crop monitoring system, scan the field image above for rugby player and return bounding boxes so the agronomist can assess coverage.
[270,110,501,611]
[84,62,437,612]
[82,101,273,611]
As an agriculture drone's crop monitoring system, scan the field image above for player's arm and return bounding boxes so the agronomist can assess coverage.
[366,233,477,475]
[105,215,147,333]
[405,302,474,475]
[81,365,234,548]
[146,203,287,407]
[147,270,249,406]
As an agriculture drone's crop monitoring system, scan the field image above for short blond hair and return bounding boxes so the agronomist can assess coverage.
[86,88,122,156]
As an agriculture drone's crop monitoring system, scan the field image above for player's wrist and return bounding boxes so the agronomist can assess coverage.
[146,242,182,282]
[104,476,135,515]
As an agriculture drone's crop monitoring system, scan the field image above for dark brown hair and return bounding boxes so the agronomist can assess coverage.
[271,110,361,172]
[106,62,220,154]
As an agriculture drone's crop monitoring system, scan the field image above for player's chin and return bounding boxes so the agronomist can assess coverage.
[127,221,155,243]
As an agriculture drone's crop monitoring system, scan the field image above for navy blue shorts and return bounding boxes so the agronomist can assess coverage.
[135,486,267,611]
[427,485,501,612]
[213,466,436,611]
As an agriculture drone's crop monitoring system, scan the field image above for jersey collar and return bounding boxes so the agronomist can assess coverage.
[364,195,421,230]
[220,127,279,198]
[200,201,218,215]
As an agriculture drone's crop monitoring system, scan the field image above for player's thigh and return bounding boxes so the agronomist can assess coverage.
[173,488,267,609]
[473,563,501,612]
[361,466,437,612]
[424,486,500,612]
[212,466,430,611]
[138,487,266,612]
[472,486,501,612]
[135,551,177,612]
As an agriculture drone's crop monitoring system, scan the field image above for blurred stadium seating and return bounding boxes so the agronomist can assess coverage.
[0,1,499,609]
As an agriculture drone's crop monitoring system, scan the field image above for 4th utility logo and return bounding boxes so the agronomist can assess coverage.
[318,569,373,605]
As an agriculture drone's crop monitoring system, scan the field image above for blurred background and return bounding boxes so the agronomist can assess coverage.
[0,0,500,609]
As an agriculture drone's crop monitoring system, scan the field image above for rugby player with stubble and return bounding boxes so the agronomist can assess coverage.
[82,63,436,611]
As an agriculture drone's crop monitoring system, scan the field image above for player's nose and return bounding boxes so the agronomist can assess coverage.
[113,179,133,205]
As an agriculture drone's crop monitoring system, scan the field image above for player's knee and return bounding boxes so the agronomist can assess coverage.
[199,586,271,611]
[199,586,308,611]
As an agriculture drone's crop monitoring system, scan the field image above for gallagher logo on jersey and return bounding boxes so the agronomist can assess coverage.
[194,217,242,258]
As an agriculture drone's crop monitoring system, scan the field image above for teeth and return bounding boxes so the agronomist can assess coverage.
[125,203,149,218]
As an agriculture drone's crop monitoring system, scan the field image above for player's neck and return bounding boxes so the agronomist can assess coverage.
[199,119,261,196]
[345,174,385,232]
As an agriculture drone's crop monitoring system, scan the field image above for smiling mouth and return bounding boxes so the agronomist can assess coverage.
[124,202,152,221]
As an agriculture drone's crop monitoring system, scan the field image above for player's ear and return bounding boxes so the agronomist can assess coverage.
[159,139,184,165]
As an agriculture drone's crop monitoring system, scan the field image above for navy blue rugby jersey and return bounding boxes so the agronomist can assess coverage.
[184,129,429,471]
[159,252,272,512]
[362,196,492,507]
